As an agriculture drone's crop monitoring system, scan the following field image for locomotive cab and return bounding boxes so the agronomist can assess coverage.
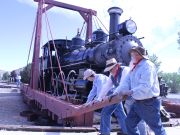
[42,39,72,69]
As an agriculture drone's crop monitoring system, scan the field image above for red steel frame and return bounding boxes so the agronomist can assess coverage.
[31,0,96,89]
[21,84,123,126]
[23,0,122,126]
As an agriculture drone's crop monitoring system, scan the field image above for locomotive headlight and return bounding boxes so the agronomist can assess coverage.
[126,20,137,34]
[118,19,137,35]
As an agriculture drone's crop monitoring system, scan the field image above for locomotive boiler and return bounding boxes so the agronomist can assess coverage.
[39,6,142,103]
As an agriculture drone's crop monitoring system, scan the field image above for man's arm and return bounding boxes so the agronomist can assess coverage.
[120,66,130,83]
[114,69,131,94]
[97,77,113,101]
[86,81,97,103]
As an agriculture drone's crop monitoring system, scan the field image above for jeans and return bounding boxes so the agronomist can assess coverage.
[125,97,147,135]
[100,102,127,135]
[16,79,21,87]
[126,98,167,135]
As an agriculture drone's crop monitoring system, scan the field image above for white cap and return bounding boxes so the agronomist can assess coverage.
[83,69,95,80]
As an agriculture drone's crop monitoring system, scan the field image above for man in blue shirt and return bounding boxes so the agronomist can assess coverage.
[83,69,109,103]
[115,46,167,135]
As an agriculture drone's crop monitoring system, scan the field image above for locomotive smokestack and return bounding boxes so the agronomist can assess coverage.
[108,7,123,41]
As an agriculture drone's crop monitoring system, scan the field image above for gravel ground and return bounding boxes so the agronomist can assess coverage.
[0,82,180,135]
[0,86,33,125]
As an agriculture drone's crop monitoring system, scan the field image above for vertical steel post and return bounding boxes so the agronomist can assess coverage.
[30,0,43,89]
[86,11,93,42]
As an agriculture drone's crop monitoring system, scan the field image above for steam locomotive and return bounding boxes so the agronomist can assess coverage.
[38,7,167,104]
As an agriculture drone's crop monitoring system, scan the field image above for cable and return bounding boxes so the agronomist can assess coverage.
[95,16,109,33]
[43,1,69,101]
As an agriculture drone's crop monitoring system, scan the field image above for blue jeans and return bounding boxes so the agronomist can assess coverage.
[16,79,21,87]
[125,97,147,135]
[100,102,127,135]
[126,98,166,135]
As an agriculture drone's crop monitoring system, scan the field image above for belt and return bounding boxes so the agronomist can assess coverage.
[135,97,157,103]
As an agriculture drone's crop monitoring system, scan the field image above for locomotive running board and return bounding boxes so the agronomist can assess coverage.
[21,84,123,119]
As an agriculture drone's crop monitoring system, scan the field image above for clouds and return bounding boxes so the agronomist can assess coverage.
[15,0,180,72]
[17,0,37,7]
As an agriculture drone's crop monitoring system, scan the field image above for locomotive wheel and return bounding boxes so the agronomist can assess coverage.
[50,72,64,96]
[66,70,77,98]
[51,72,58,96]
[57,71,66,96]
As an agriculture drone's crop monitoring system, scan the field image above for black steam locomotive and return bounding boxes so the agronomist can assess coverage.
[38,7,167,103]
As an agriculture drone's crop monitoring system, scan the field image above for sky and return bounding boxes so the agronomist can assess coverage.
[0,0,180,73]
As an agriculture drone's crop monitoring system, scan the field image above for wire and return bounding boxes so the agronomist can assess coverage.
[82,23,87,38]
[95,16,109,33]
[43,0,69,101]
[27,17,36,66]
[92,17,98,30]
[80,21,85,36]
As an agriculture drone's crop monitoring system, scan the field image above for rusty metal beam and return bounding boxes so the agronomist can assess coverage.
[30,0,43,89]
[42,4,54,13]
[21,84,123,119]
[30,0,97,89]
[34,0,96,41]
[34,0,97,15]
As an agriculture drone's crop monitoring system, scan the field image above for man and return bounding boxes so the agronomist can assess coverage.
[115,46,167,135]
[123,60,148,135]
[83,69,109,103]
[16,74,21,87]
[97,58,129,135]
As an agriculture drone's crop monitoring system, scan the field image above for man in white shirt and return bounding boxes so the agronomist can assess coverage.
[97,58,128,135]
[115,46,166,135]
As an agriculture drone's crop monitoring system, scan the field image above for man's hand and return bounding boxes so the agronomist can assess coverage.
[108,92,118,102]
[121,90,133,100]
[122,95,128,100]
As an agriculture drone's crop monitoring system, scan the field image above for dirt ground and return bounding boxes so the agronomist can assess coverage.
[0,83,33,125]
[0,82,180,135]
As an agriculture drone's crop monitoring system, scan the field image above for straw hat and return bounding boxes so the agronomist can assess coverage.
[104,58,119,72]
[83,69,95,80]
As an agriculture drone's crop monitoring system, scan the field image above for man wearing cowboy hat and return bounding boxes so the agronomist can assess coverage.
[115,46,167,135]
[97,58,130,135]
[83,69,109,103]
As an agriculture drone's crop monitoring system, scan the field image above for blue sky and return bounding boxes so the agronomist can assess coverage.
[0,0,180,72]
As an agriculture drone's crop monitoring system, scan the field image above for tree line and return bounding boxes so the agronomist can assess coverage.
[149,54,180,93]
[2,55,180,93]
